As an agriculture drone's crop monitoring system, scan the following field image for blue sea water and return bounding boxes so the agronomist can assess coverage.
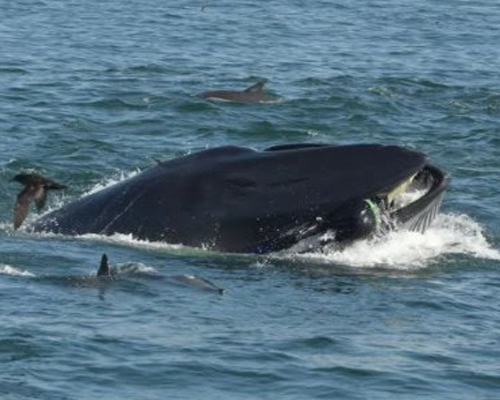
[1,0,500,399]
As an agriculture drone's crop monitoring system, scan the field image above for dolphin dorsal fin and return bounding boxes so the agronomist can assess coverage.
[244,81,266,93]
[97,254,111,277]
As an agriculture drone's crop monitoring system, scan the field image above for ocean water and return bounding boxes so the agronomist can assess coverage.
[1,0,500,399]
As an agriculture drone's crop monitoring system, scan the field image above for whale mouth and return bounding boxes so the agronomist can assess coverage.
[245,163,449,255]
[387,164,449,233]
[327,164,449,245]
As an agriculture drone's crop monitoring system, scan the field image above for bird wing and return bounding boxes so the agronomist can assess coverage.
[34,187,48,212]
[14,186,40,229]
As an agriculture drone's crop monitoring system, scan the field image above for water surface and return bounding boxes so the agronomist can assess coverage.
[2,1,500,399]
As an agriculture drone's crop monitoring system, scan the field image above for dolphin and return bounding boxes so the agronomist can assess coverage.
[171,274,225,294]
[28,144,448,254]
[11,173,67,229]
[95,254,224,293]
[201,81,279,103]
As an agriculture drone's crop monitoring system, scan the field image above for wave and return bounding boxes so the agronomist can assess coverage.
[85,98,151,110]
[105,64,171,75]
[0,67,29,75]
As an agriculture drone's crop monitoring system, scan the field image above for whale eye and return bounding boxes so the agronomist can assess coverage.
[224,175,256,189]
[223,175,257,198]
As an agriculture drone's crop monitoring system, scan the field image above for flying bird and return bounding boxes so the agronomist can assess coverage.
[11,173,67,229]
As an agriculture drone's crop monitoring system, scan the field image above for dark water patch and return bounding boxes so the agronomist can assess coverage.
[224,349,297,364]
[83,97,152,110]
[402,350,461,367]
[0,380,70,400]
[401,300,447,311]
[106,64,171,75]
[313,364,390,379]
[381,76,455,91]
[1,96,30,110]
[289,336,340,349]
[61,118,94,132]
[0,337,41,362]
[0,67,29,75]
[109,117,168,127]
[163,360,287,389]
[176,99,218,112]
[448,371,500,391]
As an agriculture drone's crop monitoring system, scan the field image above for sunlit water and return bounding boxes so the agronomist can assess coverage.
[2,1,500,399]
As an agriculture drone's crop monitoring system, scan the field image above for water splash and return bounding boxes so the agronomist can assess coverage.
[84,169,141,196]
[0,264,35,277]
[286,213,500,269]
[77,233,186,252]
[114,262,158,276]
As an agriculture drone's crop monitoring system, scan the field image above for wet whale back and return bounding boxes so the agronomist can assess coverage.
[32,144,426,252]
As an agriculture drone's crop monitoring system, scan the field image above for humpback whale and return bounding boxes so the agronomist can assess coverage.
[11,173,67,229]
[29,144,448,254]
[201,81,279,103]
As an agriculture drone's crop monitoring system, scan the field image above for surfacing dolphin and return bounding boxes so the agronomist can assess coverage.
[201,81,279,103]
[171,274,226,295]
[95,254,224,294]
[11,173,67,229]
[28,143,448,254]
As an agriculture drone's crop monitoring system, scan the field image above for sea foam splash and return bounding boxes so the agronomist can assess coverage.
[114,262,159,276]
[0,264,35,277]
[285,213,500,269]
[83,169,141,196]
[78,233,187,252]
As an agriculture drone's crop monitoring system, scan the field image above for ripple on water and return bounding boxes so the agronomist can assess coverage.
[0,331,46,364]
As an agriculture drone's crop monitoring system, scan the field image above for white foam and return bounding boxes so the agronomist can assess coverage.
[77,232,186,251]
[83,169,141,197]
[0,264,35,277]
[279,213,500,269]
[115,262,158,275]
[0,222,13,232]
